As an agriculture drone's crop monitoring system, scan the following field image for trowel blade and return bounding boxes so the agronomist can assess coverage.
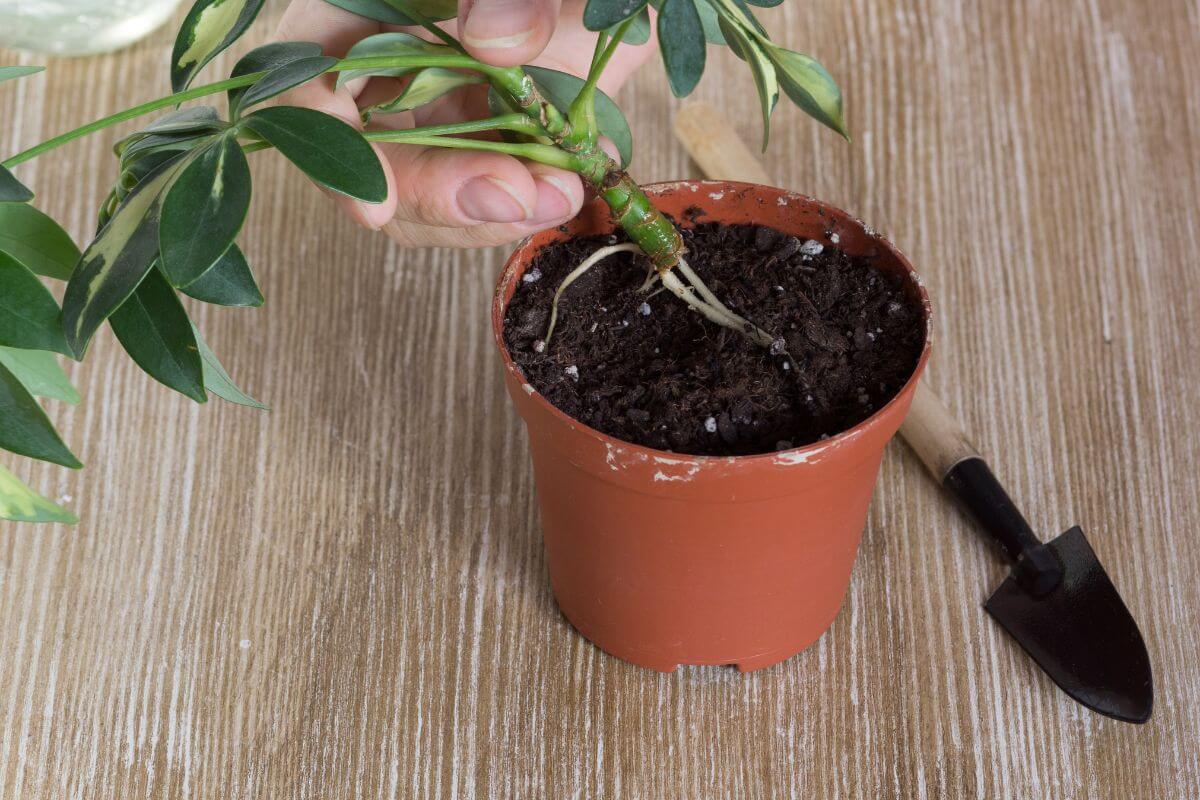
[984,526,1153,723]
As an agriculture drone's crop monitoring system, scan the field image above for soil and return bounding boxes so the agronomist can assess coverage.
[503,220,925,456]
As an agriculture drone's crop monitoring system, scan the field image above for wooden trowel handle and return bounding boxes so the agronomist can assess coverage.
[673,103,979,481]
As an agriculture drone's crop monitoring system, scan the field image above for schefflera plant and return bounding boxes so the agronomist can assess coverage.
[0,0,845,523]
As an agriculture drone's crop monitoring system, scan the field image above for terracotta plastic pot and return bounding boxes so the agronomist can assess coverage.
[492,181,931,672]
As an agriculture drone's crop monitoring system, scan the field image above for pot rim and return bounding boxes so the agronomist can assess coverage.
[492,180,933,468]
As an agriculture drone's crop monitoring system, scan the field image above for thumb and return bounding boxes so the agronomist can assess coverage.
[458,0,562,67]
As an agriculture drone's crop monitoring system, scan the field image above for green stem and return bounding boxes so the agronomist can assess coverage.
[363,133,583,171]
[2,73,264,168]
[2,54,512,169]
[379,0,466,53]
[566,18,632,148]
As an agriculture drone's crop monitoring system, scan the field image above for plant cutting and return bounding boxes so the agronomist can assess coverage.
[0,0,929,670]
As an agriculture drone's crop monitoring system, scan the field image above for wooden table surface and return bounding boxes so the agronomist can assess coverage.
[3,1,1199,797]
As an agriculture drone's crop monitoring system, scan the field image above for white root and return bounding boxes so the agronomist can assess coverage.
[659,271,776,347]
[544,243,641,344]
[545,244,778,351]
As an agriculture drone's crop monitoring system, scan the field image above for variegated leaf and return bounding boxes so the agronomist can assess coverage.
[0,346,79,404]
[766,45,848,139]
[363,68,485,120]
[61,156,187,357]
[193,324,266,409]
[323,0,456,25]
[0,463,76,524]
[0,202,80,280]
[159,135,251,287]
[719,17,778,149]
[171,0,266,92]
[108,268,206,403]
[0,359,81,468]
[0,164,33,202]
[335,32,454,89]
[0,251,72,355]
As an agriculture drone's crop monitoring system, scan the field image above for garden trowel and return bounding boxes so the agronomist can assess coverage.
[673,102,1153,724]
[899,384,1153,724]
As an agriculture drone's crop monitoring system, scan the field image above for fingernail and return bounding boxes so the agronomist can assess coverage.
[457,176,532,223]
[462,0,537,49]
[529,176,574,222]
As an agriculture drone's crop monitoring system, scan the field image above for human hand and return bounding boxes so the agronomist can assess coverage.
[276,0,655,247]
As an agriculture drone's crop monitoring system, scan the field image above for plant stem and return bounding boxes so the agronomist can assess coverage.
[566,18,631,146]
[378,0,467,53]
[363,133,583,171]
[2,54,509,169]
[1,73,264,168]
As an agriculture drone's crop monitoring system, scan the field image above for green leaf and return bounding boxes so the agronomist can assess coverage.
[335,32,453,89]
[171,0,266,92]
[0,360,81,468]
[234,55,338,116]
[241,106,387,203]
[719,17,778,149]
[0,347,79,404]
[363,68,485,120]
[323,0,456,25]
[227,41,324,110]
[0,65,45,84]
[616,9,652,45]
[116,106,225,156]
[62,155,187,357]
[0,164,33,203]
[741,0,782,6]
[180,245,262,307]
[659,0,707,97]
[193,324,266,409]
[159,136,251,287]
[0,463,76,525]
[119,132,217,176]
[0,252,71,355]
[0,202,80,280]
[694,0,726,44]
[765,45,848,139]
[584,0,649,31]
[523,66,634,168]
[108,269,206,403]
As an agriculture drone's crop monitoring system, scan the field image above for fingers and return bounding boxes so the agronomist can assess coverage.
[458,0,563,67]
[381,161,585,248]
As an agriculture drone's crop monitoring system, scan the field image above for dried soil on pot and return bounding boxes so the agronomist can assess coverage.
[503,221,925,456]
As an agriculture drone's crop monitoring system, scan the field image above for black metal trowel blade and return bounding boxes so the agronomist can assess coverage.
[984,526,1153,723]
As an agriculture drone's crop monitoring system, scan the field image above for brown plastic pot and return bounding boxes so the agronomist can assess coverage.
[492,181,931,672]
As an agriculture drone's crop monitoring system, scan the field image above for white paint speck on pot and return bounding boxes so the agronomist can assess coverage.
[830,233,840,244]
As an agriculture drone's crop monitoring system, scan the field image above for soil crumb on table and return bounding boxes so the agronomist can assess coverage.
[503,222,925,456]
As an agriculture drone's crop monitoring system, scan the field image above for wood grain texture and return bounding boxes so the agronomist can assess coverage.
[2,0,1198,797]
